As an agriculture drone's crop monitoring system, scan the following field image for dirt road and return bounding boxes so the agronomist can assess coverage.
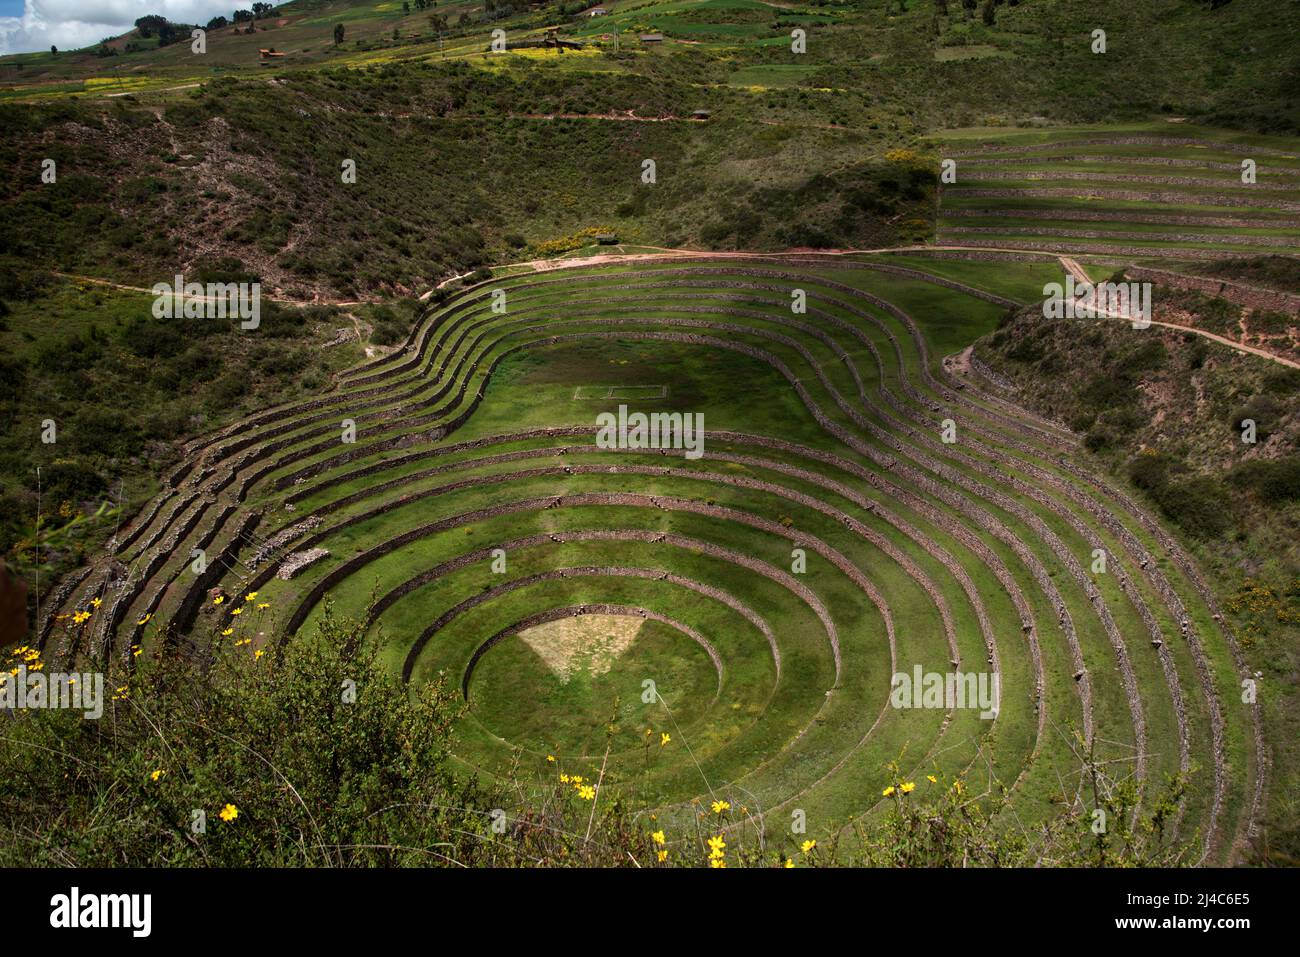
[1057,257,1299,370]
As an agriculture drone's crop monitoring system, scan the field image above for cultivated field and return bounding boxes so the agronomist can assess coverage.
[39,254,1265,859]
[935,124,1300,264]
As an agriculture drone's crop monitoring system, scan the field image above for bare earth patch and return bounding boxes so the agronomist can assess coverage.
[518,613,645,683]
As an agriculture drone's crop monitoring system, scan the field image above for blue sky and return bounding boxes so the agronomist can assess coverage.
[0,1,242,55]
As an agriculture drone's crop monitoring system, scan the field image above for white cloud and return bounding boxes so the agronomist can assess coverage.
[0,1,242,55]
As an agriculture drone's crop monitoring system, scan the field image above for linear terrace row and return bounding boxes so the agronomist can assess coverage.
[939,132,1300,262]
[43,257,1263,859]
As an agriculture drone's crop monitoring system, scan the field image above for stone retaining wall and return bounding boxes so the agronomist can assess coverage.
[1126,265,1300,316]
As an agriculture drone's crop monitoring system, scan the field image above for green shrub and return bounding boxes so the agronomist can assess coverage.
[0,612,493,867]
[1229,395,1283,441]
[1262,368,1300,395]
[29,460,105,500]
[1116,339,1167,376]
[191,255,258,285]
[1228,456,1300,504]
[207,372,249,410]
[1100,405,1147,435]
[1153,476,1233,539]
[1128,451,1179,492]
[1084,423,1117,453]
[1067,411,1095,433]
[1079,372,1136,412]
[370,322,403,346]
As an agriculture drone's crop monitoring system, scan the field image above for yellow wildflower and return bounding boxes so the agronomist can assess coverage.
[801,839,816,853]
[901,781,915,794]
[218,803,238,822]
[882,786,895,797]
[150,770,165,782]
[711,799,731,814]
[651,830,665,845]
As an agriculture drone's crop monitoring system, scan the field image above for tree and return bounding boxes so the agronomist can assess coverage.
[934,0,949,14]
[135,15,183,46]
[334,23,345,45]
[206,16,228,30]
[252,2,273,17]
[403,1,410,12]
[981,0,995,25]
[49,45,57,55]
[232,9,254,23]
[134,14,168,38]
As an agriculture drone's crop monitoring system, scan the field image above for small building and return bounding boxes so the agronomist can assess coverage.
[258,48,285,59]
[588,6,608,15]
[639,33,664,43]
[541,28,583,50]
[595,233,618,245]
[690,109,711,121]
